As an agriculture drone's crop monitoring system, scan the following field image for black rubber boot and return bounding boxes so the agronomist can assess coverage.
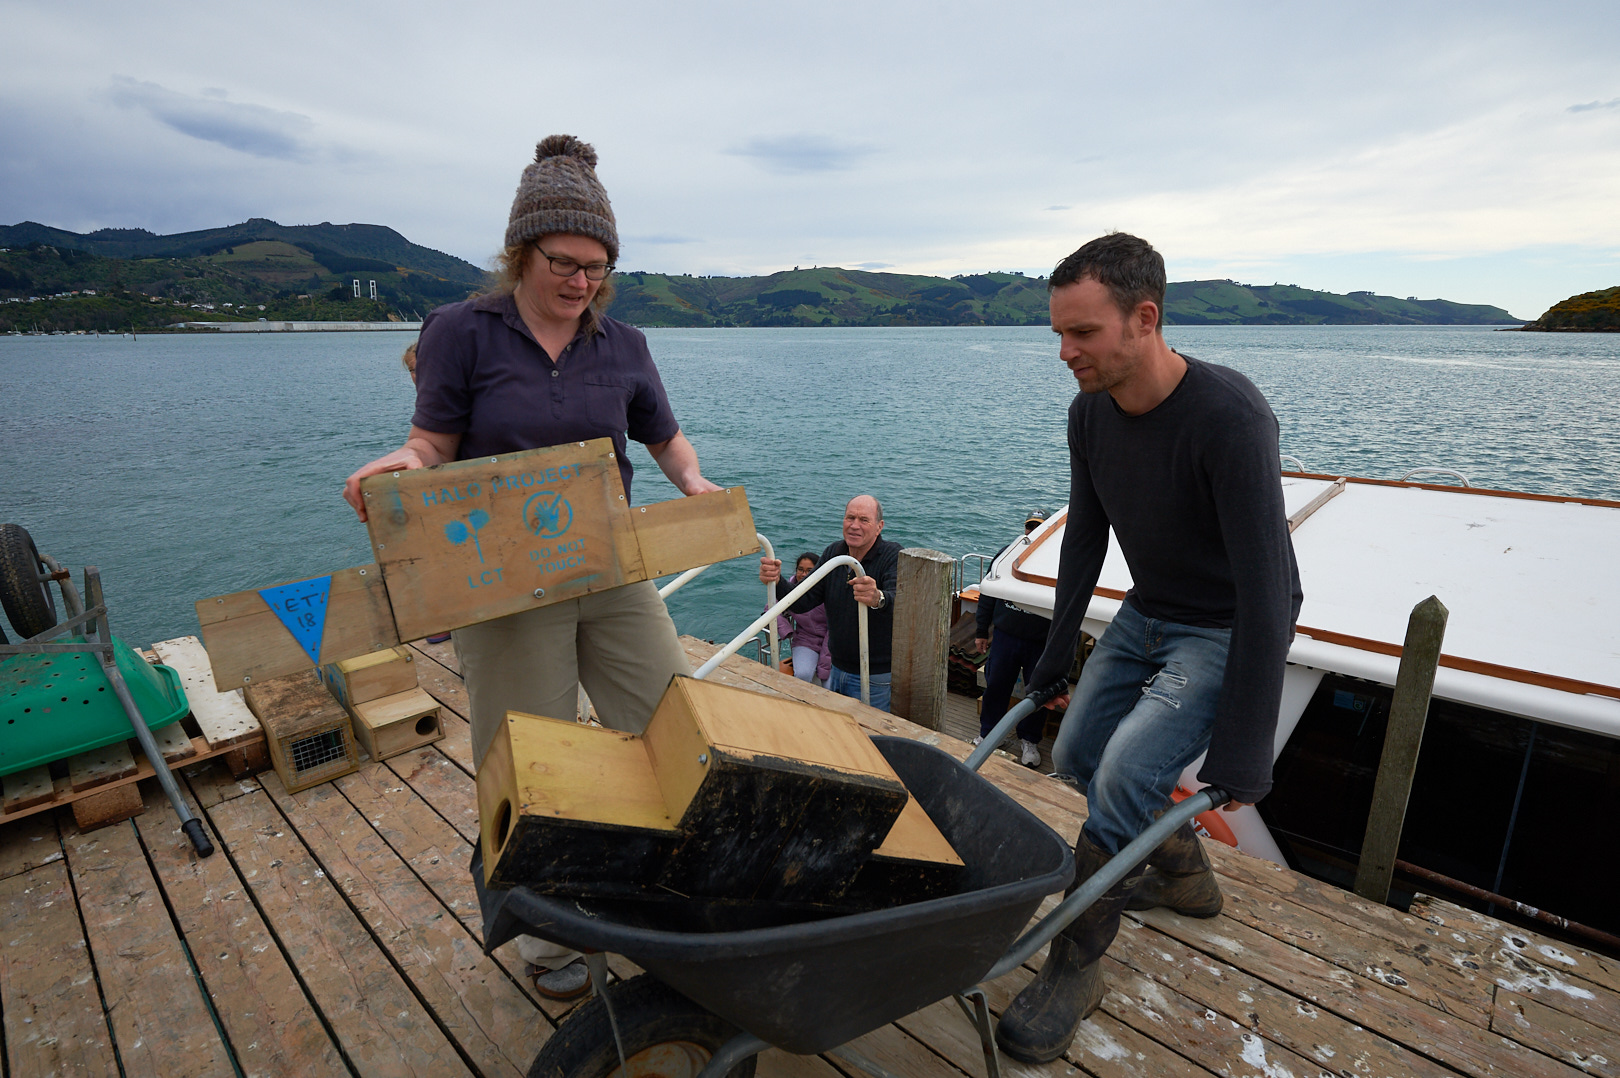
[995,834,1144,1064]
[1125,820,1224,918]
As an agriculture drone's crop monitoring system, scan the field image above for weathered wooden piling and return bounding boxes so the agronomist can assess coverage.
[890,548,954,730]
[1354,594,1448,904]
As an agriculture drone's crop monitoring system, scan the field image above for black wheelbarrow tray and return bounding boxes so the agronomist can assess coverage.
[476,735,1076,1055]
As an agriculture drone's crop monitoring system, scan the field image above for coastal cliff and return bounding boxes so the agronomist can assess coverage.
[1520,286,1620,331]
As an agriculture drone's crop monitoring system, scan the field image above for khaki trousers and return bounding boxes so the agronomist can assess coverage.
[456,579,691,969]
[454,579,692,770]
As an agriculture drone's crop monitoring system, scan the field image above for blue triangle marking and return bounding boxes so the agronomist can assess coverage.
[258,575,333,665]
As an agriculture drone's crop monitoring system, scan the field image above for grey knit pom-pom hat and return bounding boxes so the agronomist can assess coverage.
[504,135,619,263]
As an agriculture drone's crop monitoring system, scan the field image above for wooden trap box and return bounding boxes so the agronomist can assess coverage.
[349,687,444,761]
[644,677,912,904]
[245,671,360,793]
[844,794,966,907]
[479,676,963,908]
[319,646,416,708]
[359,439,759,642]
[478,712,679,894]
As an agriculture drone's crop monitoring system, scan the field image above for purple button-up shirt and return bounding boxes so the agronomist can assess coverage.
[412,293,680,501]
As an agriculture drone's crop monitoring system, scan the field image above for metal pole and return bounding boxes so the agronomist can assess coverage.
[983,788,1228,981]
[693,556,865,681]
[84,568,214,857]
[1353,594,1447,904]
[692,1032,770,1078]
[964,680,1066,772]
[757,533,777,670]
[1491,722,1537,901]
[656,564,709,598]
[858,600,869,706]
[1393,858,1620,953]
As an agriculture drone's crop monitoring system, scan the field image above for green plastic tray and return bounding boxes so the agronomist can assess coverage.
[0,636,189,777]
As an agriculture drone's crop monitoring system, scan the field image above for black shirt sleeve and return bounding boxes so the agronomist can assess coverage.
[1028,402,1111,692]
[1195,407,1299,804]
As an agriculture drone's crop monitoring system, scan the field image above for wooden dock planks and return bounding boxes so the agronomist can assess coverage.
[9,629,1618,1078]
[60,816,235,1077]
[206,785,475,1077]
[132,781,347,1078]
[1106,915,1461,1078]
[262,775,547,1078]
[0,857,119,1077]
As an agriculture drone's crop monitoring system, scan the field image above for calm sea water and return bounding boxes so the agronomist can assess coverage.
[2,325,1617,650]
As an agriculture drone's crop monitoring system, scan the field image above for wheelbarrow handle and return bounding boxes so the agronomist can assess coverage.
[982,787,1230,981]
[962,678,1068,773]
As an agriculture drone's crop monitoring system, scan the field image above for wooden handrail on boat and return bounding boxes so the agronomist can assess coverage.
[1287,476,1346,532]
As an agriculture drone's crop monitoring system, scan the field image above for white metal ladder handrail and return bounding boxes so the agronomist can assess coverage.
[692,554,870,705]
[658,533,780,666]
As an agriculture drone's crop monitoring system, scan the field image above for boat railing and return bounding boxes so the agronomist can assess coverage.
[1400,466,1471,487]
[956,552,1001,598]
[692,554,871,706]
[1281,455,1309,472]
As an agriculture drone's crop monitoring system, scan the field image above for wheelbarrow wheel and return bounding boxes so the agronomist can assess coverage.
[528,973,758,1078]
[0,524,57,640]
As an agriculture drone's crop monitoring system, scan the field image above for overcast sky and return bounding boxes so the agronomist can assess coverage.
[3,1,1617,319]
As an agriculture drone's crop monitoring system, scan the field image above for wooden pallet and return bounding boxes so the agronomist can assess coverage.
[0,635,269,831]
[0,722,267,830]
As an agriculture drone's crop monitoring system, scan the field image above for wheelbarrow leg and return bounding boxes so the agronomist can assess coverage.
[583,953,627,1074]
[693,1031,769,1078]
[85,568,214,857]
[953,988,1002,1078]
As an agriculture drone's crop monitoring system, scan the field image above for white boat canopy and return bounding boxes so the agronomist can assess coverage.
[977,474,1620,740]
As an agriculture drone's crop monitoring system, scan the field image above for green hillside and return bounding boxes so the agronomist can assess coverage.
[607,267,1052,327]
[605,269,1520,327]
[0,219,490,331]
[1521,285,1620,331]
[1,218,1522,331]
[1164,280,1519,326]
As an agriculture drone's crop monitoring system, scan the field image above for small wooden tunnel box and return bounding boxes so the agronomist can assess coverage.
[320,647,443,761]
[478,676,964,908]
[245,671,360,794]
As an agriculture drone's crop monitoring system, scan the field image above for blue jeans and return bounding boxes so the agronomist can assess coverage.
[1051,602,1230,856]
[979,632,1047,743]
[827,665,891,712]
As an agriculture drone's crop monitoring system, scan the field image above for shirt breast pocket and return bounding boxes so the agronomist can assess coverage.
[582,377,632,432]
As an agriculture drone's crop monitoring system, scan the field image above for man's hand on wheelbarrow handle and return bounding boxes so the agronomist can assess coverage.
[1027,678,1071,711]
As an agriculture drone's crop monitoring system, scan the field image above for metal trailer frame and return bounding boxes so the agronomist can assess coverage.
[0,556,214,856]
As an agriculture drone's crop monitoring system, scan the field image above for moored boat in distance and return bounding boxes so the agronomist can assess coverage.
[969,466,1620,952]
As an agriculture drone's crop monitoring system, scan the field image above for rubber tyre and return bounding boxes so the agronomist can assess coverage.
[528,974,759,1078]
[0,524,56,640]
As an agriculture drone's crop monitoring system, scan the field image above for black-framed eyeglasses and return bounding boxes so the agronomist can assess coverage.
[538,249,614,281]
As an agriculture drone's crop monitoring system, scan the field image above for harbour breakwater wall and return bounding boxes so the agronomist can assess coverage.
[174,320,423,332]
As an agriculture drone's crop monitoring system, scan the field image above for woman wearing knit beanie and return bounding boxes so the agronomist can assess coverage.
[342,135,721,999]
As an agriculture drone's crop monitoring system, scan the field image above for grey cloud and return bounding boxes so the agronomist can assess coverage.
[109,77,313,159]
[1046,205,1071,211]
[728,135,873,174]
[1567,97,1620,113]
[626,233,699,244]
[853,261,893,270]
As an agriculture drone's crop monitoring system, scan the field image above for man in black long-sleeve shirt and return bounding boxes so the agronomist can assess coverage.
[760,495,900,711]
[997,234,1302,1064]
